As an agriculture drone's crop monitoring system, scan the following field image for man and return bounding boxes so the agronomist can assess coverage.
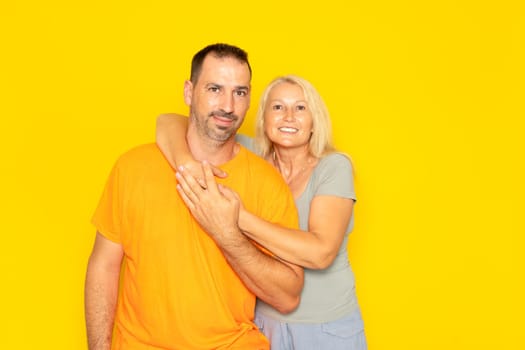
[85,43,303,350]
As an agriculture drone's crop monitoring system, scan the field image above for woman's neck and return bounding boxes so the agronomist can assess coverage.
[270,147,318,194]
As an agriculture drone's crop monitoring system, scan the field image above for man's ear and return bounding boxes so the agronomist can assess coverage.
[183,80,193,106]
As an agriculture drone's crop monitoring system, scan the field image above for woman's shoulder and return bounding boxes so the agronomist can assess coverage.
[313,152,356,197]
[318,152,353,170]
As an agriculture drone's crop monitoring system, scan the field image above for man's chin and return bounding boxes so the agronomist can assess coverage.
[208,130,235,143]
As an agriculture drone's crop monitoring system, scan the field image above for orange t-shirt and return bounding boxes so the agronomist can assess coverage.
[92,144,298,349]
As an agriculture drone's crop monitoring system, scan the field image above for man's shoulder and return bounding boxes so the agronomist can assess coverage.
[112,143,164,171]
[236,148,298,226]
[117,143,159,161]
[237,146,276,172]
[233,146,288,189]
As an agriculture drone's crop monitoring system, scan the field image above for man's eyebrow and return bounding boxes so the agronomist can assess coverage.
[203,83,249,91]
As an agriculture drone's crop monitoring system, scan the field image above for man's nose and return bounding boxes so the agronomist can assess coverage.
[220,93,234,113]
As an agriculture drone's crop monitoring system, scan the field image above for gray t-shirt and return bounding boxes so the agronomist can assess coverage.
[235,136,360,323]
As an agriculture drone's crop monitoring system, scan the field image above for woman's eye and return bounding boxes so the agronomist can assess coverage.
[272,105,283,110]
[297,105,306,111]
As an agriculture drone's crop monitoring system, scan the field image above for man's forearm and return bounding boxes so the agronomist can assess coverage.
[85,265,120,350]
[216,229,304,314]
[172,164,303,312]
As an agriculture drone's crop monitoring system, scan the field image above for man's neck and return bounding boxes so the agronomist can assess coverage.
[186,128,239,166]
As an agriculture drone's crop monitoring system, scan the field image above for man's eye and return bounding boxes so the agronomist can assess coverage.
[235,90,247,97]
[208,86,220,92]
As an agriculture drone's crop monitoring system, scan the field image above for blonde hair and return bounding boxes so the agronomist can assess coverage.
[254,75,336,159]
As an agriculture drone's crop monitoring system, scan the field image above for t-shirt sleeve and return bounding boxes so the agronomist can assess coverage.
[91,160,123,243]
[264,183,298,230]
[315,153,356,201]
[235,134,254,152]
[251,162,299,231]
[254,176,298,257]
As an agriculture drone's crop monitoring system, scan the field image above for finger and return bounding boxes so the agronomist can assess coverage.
[201,161,221,194]
[175,166,202,201]
[217,184,233,198]
[176,183,196,211]
[220,186,244,212]
[175,172,198,204]
[231,189,242,202]
[210,165,228,178]
[178,165,207,194]
[220,185,240,202]
[196,178,207,189]
[180,163,207,189]
[219,185,235,206]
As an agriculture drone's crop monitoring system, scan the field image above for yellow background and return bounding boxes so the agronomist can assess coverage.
[1,1,524,349]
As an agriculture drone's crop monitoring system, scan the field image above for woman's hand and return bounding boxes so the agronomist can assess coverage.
[175,161,241,242]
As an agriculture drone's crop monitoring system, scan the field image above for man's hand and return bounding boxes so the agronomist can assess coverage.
[176,161,303,314]
[176,161,240,242]
[178,158,228,189]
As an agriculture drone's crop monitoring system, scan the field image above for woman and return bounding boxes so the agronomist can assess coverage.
[157,75,367,349]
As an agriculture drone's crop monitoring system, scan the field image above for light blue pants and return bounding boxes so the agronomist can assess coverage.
[254,309,367,350]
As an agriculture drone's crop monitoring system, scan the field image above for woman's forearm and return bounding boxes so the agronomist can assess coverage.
[238,195,353,270]
[239,210,326,269]
[156,113,227,180]
[156,113,191,170]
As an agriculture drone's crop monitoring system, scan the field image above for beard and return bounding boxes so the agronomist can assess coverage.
[191,109,241,143]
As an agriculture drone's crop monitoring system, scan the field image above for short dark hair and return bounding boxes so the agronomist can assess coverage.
[190,43,252,83]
